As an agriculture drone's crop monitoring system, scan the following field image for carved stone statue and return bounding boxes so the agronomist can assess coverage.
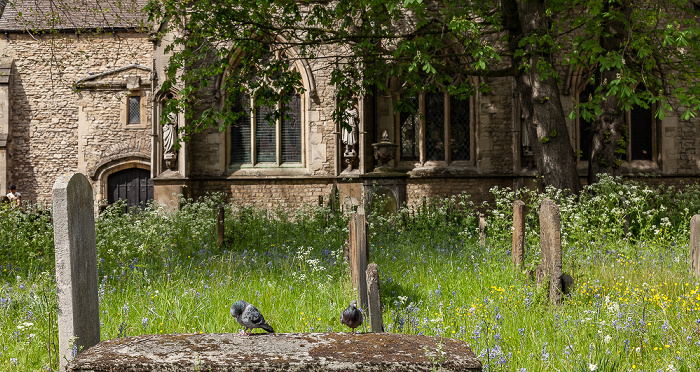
[163,111,177,170]
[341,106,358,157]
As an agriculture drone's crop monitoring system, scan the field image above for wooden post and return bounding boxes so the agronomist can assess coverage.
[691,215,700,277]
[366,263,384,332]
[478,215,486,246]
[512,200,526,268]
[349,207,369,308]
[52,173,100,370]
[538,198,562,305]
[217,205,225,246]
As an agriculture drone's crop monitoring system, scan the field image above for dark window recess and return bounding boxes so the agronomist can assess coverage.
[256,105,276,162]
[129,96,141,124]
[282,94,302,163]
[630,104,653,161]
[107,168,153,211]
[425,92,445,161]
[450,96,470,161]
[400,95,419,161]
[230,95,252,164]
[578,85,596,162]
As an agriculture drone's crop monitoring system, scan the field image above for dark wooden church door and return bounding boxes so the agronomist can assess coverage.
[107,168,153,210]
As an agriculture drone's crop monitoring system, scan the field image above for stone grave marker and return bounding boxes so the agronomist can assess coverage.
[691,215,700,276]
[512,200,526,268]
[538,198,562,305]
[52,173,100,370]
[366,263,384,332]
[349,206,369,308]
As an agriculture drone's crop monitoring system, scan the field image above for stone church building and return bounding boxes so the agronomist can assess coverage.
[0,0,698,212]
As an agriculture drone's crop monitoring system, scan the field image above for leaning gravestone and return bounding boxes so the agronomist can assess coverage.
[537,198,563,305]
[512,200,526,268]
[52,173,100,370]
[691,215,700,277]
[366,263,384,332]
[349,207,369,308]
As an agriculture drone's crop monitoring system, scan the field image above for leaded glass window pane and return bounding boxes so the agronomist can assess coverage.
[230,95,251,164]
[129,96,141,124]
[282,94,302,163]
[400,95,419,161]
[425,92,445,161]
[450,96,470,161]
[256,105,277,163]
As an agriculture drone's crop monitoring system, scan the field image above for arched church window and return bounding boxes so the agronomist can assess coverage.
[228,50,304,167]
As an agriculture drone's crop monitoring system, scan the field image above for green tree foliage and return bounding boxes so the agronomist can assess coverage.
[144,0,700,191]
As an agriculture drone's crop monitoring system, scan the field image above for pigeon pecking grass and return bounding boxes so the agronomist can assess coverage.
[230,300,275,335]
[340,300,363,334]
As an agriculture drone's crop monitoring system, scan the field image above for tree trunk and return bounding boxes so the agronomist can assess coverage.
[587,68,626,184]
[506,0,582,194]
[587,2,630,185]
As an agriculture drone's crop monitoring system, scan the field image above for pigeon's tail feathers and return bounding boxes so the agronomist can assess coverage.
[261,323,275,333]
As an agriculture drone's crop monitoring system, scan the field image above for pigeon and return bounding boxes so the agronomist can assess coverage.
[230,300,275,335]
[340,300,363,334]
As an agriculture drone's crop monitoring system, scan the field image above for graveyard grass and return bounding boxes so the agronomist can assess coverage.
[2,175,700,371]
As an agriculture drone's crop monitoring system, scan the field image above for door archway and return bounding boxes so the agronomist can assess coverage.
[107,168,153,209]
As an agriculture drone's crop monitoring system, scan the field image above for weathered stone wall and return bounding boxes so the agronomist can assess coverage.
[478,77,515,174]
[662,116,699,174]
[2,32,153,203]
[406,177,514,207]
[189,178,338,210]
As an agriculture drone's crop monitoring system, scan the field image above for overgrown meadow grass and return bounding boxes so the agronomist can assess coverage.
[2,174,700,371]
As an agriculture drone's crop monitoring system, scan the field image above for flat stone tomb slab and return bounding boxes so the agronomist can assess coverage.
[67,332,482,371]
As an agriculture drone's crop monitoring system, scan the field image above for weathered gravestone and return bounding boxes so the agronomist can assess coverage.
[691,215,700,277]
[512,200,526,268]
[349,207,369,308]
[66,333,482,371]
[366,263,384,332]
[52,173,100,370]
[537,198,563,305]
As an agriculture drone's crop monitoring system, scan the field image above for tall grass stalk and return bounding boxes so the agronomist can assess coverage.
[1,176,700,371]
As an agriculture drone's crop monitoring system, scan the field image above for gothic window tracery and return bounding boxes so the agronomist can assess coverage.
[228,50,304,167]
